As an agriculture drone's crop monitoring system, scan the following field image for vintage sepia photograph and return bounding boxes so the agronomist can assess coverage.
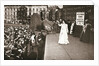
[4,5,94,60]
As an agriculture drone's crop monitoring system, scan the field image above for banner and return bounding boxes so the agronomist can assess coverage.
[76,12,85,26]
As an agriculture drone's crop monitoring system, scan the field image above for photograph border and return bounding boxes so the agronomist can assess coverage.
[0,0,99,66]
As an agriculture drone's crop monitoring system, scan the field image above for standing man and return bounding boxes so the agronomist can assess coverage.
[67,20,72,34]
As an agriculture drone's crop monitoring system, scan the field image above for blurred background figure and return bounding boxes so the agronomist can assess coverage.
[67,19,72,34]
[80,19,92,43]
[70,21,76,35]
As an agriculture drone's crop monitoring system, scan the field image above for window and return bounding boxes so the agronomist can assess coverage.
[37,8,38,11]
[43,8,45,11]
[33,8,34,11]
[5,8,6,12]
[5,12,6,19]
[29,8,31,15]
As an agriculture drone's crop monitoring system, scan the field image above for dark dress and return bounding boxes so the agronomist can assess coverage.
[80,24,91,43]
[73,25,83,37]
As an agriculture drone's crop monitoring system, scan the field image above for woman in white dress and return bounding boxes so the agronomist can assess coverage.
[58,20,69,44]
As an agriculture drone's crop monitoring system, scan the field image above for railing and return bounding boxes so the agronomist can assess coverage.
[4,24,29,27]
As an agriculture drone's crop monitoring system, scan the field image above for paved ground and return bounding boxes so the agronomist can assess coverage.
[44,33,94,60]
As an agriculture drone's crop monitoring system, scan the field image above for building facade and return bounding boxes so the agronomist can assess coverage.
[4,5,20,22]
[4,5,48,22]
[26,5,47,16]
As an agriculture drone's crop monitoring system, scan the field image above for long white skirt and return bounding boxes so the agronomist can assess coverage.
[58,31,69,44]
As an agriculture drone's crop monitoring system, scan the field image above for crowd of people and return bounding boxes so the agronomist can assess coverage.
[4,25,46,60]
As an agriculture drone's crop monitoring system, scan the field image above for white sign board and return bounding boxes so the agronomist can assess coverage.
[76,12,85,26]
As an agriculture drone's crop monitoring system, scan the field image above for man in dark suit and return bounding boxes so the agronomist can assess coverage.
[67,20,72,34]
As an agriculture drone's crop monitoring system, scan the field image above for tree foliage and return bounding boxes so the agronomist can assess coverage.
[17,6,27,20]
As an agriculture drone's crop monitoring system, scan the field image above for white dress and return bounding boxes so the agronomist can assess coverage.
[58,24,69,44]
